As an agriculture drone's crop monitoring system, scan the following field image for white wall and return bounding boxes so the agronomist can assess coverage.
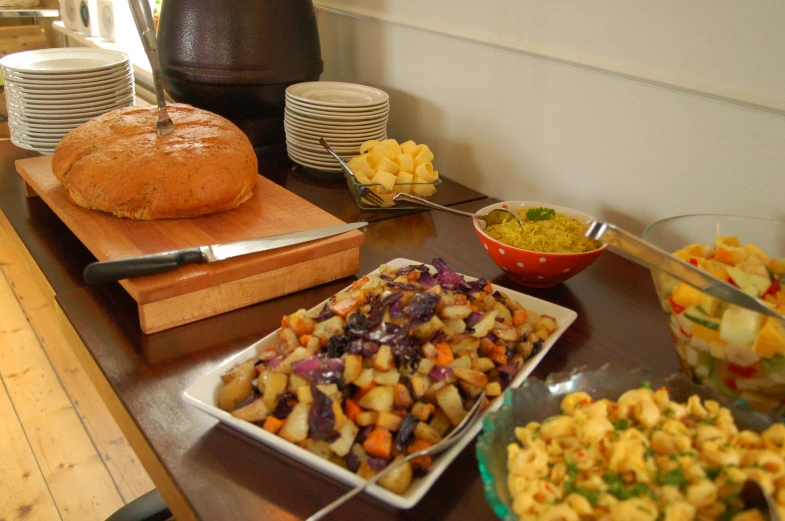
[314,1,785,232]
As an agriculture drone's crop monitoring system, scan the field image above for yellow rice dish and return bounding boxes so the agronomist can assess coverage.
[485,207,600,254]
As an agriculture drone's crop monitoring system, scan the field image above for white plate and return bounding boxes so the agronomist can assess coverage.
[286,144,346,164]
[286,81,389,107]
[7,96,134,115]
[285,95,389,114]
[286,103,389,122]
[6,89,133,107]
[8,123,70,138]
[11,119,84,131]
[287,156,343,172]
[286,135,361,155]
[285,129,385,146]
[183,259,576,509]
[12,111,96,124]
[284,121,388,139]
[0,48,130,74]
[285,109,387,128]
[6,78,133,98]
[1,67,132,86]
[8,85,133,102]
[10,136,54,155]
[286,147,348,171]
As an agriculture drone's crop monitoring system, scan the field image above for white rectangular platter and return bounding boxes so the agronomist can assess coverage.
[183,258,577,509]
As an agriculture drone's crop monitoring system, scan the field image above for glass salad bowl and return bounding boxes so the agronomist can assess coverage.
[643,214,785,413]
[475,365,776,521]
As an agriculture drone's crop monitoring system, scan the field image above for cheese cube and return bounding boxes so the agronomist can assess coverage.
[395,171,414,194]
[373,170,397,192]
[382,139,402,156]
[400,140,417,155]
[378,157,400,175]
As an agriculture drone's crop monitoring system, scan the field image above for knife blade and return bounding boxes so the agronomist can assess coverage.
[83,222,367,285]
[585,220,784,319]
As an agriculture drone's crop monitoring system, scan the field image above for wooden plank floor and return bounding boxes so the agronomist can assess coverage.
[0,212,155,521]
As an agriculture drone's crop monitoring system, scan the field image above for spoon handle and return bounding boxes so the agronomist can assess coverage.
[393,193,476,218]
[128,0,173,136]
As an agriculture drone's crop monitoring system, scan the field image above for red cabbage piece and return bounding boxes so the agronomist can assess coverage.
[432,258,466,289]
[366,321,408,346]
[395,264,429,276]
[497,362,520,389]
[272,391,297,419]
[389,300,403,320]
[267,355,284,369]
[313,302,335,322]
[465,278,488,293]
[492,290,507,304]
[308,384,339,442]
[417,271,437,289]
[326,334,350,358]
[532,338,544,356]
[395,413,418,452]
[466,311,484,327]
[345,450,362,473]
[348,339,380,357]
[367,458,390,470]
[345,311,369,338]
[429,366,454,381]
[355,425,374,445]
[367,291,404,327]
[486,332,499,344]
[403,292,440,321]
[293,356,344,385]
[391,341,421,371]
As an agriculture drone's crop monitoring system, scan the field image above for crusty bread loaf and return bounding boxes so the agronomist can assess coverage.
[52,103,257,220]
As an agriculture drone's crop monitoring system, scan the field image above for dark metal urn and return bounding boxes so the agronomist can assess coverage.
[157,0,323,150]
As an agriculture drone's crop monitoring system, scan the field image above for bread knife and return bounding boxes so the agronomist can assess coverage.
[83,222,368,285]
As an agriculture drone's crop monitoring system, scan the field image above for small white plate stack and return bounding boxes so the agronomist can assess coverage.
[284,81,389,172]
[1,48,135,155]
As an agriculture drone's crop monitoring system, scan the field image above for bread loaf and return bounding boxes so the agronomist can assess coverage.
[52,104,257,220]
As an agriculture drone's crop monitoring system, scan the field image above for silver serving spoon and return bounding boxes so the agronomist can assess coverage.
[305,391,487,521]
[392,193,523,227]
[741,479,781,521]
[586,220,785,320]
[129,0,174,136]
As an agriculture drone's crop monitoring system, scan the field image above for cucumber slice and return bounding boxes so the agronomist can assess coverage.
[684,306,720,331]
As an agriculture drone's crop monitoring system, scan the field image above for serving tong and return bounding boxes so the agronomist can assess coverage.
[586,220,784,320]
[319,138,385,207]
[129,0,174,136]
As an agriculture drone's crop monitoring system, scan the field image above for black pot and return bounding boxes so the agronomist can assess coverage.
[157,0,324,150]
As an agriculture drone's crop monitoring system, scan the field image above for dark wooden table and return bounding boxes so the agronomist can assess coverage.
[0,141,678,521]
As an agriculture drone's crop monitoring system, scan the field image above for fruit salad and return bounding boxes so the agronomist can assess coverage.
[659,236,785,412]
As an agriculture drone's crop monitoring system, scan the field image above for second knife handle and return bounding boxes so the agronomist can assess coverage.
[83,248,205,285]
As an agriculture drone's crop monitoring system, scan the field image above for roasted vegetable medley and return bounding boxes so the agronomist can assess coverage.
[217,259,559,494]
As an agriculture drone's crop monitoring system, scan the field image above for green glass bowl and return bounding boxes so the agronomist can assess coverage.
[475,365,776,520]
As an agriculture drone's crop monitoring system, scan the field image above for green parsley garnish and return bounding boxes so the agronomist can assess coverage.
[640,380,652,390]
[705,466,723,480]
[612,419,629,431]
[701,418,717,425]
[525,207,556,221]
[657,468,688,488]
[644,447,655,458]
[563,460,598,505]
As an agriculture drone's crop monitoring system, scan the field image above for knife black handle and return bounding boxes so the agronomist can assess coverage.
[83,248,205,285]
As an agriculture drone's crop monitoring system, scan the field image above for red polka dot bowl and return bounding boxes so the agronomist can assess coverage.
[472,201,607,288]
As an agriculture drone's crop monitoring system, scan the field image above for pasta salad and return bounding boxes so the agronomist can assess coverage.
[506,385,785,521]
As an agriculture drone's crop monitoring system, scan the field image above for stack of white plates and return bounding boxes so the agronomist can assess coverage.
[1,48,135,155]
[284,81,389,172]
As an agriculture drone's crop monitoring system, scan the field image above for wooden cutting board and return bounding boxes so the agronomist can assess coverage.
[16,156,365,334]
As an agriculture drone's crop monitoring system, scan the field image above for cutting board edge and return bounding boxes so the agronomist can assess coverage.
[138,247,361,334]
